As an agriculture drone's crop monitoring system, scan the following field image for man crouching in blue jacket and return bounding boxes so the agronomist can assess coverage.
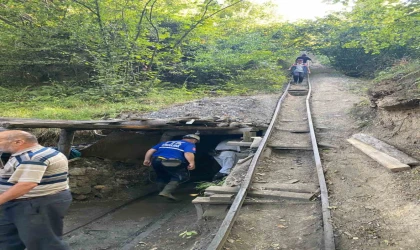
[143,134,199,200]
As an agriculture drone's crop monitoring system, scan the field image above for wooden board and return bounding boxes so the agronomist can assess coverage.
[347,138,411,172]
[202,205,229,218]
[352,133,419,166]
[252,183,318,193]
[250,137,263,148]
[192,197,310,205]
[226,141,252,146]
[206,186,239,194]
[247,190,313,201]
[210,194,234,202]
[270,145,312,151]
[204,186,313,201]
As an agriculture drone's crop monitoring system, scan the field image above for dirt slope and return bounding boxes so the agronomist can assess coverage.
[311,66,420,250]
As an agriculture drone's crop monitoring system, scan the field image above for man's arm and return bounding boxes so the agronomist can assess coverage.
[184,152,195,170]
[0,182,38,205]
[143,149,157,166]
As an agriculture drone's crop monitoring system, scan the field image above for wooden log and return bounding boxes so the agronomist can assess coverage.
[352,133,419,166]
[57,129,75,158]
[347,138,411,172]
[0,118,259,130]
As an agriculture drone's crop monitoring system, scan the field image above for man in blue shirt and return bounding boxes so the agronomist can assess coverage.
[143,134,199,200]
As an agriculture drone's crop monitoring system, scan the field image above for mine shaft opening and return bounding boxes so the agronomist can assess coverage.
[170,134,250,182]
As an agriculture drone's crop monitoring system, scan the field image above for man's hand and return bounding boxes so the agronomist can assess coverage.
[143,159,151,166]
[187,163,195,170]
[0,182,38,205]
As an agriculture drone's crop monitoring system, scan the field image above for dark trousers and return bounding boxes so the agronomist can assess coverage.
[151,158,189,183]
[0,190,72,250]
[293,72,304,83]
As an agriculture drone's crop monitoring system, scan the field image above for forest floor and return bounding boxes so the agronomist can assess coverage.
[64,62,420,249]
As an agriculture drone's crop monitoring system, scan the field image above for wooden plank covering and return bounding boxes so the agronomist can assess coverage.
[347,138,411,172]
[0,118,263,131]
[352,133,419,166]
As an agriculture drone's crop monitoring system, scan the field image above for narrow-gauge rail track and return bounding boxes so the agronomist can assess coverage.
[207,75,335,250]
[64,74,334,250]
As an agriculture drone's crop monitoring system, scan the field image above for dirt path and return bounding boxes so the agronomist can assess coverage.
[311,69,420,250]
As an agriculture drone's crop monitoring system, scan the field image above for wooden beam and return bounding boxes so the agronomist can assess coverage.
[352,133,419,166]
[192,197,312,205]
[57,129,75,158]
[270,145,312,151]
[250,137,262,148]
[206,186,239,194]
[210,194,234,202]
[347,138,411,172]
[252,183,318,193]
[226,141,252,146]
[0,118,267,131]
[205,186,314,201]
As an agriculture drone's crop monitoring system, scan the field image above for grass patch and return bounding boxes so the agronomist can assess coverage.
[0,87,207,120]
[0,79,284,120]
[374,59,419,83]
[195,179,224,194]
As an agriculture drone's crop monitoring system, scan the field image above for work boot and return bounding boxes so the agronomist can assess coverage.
[212,172,228,182]
[159,181,179,200]
[156,182,166,191]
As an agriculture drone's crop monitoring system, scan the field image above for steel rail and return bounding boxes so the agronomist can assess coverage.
[207,83,291,250]
[306,74,336,250]
[207,73,336,250]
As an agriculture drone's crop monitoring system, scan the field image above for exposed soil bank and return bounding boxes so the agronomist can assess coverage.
[311,67,420,250]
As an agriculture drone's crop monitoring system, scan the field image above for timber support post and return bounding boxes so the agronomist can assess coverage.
[58,129,76,158]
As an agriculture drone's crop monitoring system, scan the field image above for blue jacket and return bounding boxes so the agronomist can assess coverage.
[152,140,196,162]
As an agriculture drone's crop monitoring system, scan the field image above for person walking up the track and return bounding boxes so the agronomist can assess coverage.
[289,59,310,84]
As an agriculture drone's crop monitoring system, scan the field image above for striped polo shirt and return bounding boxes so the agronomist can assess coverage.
[0,145,69,198]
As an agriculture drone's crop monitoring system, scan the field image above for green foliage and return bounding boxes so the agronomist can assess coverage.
[195,180,224,193]
[179,230,198,239]
[0,0,296,120]
[304,0,419,77]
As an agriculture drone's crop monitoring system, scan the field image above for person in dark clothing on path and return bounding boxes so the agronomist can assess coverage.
[289,59,311,84]
[0,130,72,250]
[295,53,312,63]
[143,134,199,200]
